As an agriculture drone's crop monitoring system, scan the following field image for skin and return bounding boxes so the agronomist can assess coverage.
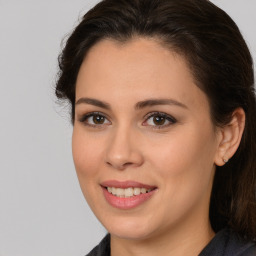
[72,37,244,256]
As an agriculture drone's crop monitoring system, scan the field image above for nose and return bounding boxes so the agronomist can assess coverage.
[105,125,144,170]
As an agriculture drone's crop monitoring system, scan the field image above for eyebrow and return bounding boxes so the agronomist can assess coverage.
[75,97,188,110]
[75,97,111,110]
[135,98,188,110]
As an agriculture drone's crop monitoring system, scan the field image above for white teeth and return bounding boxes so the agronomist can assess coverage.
[116,188,125,197]
[141,188,146,194]
[112,187,116,195]
[125,188,133,197]
[134,188,141,196]
[106,187,153,197]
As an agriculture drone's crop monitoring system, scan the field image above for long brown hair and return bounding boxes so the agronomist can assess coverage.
[56,0,256,240]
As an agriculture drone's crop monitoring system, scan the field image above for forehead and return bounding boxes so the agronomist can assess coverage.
[75,37,209,114]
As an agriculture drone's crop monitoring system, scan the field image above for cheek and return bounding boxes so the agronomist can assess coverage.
[143,128,216,222]
[72,128,106,209]
[145,124,216,190]
[72,129,103,179]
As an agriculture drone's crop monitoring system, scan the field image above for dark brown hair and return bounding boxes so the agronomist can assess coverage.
[56,0,256,240]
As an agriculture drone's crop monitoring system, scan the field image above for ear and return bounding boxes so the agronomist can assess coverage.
[214,108,245,166]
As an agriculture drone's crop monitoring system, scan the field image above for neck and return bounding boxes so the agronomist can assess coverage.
[110,218,215,256]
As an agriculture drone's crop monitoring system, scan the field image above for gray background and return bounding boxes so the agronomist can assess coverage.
[0,1,255,255]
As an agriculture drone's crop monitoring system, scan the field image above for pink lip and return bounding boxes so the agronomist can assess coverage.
[101,180,157,210]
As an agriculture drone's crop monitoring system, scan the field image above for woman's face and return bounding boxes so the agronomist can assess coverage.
[73,38,221,240]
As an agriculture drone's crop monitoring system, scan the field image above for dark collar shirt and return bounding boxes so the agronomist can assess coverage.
[85,229,256,256]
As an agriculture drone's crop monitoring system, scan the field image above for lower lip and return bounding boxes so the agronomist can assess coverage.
[102,187,156,210]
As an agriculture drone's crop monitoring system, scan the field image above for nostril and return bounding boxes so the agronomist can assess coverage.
[123,162,134,167]
[106,160,134,170]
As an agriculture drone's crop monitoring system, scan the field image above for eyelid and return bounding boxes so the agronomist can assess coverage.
[142,111,177,128]
[78,111,176,129]
[78,111,111,126]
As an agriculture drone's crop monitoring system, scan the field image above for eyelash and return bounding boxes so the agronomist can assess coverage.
[79,112,110,129]
[79,111,177,129]
[143,111,177,129]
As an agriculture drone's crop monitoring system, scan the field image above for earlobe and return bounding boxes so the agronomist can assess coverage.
[214,108,245,166]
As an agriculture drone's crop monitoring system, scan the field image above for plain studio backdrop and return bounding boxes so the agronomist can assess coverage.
[0,1,255,255]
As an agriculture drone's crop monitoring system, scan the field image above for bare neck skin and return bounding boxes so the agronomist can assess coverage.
[111,209,215,256]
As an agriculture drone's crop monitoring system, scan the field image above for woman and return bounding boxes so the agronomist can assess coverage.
[55,0,256,255]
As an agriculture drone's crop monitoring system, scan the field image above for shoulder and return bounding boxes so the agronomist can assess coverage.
[199,228,256,256]
[85,234,110,256]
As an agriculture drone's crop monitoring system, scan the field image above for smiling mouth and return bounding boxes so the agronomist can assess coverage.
[101,180,157,209]
[105,187,154,198]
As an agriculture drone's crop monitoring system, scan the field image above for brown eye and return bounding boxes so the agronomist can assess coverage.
[143,112,177,129]
[79,112,111,127]
[93,115,106,124]
[153,116,166,125]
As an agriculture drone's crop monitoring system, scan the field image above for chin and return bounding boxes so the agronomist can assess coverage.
[100,214,158,240]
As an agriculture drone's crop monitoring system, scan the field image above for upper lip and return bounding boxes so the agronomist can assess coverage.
[101,180,157,189]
